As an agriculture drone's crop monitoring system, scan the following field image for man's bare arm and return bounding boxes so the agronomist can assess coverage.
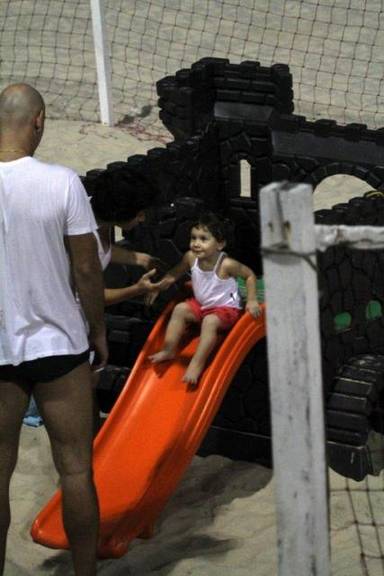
[66,233,108,367]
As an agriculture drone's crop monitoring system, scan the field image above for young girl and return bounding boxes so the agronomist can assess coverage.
[148,212,261,386]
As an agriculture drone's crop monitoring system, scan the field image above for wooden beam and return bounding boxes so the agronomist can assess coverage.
[260,182,330,576]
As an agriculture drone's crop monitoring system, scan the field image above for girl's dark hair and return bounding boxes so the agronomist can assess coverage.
[87,168,159,223]
[191,211,233,244]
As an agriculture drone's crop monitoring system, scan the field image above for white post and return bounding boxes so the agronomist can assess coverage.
[90,0,114,126]
[260,182,330,576]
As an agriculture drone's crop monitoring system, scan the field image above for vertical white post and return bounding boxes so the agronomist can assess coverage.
[90,0,114,126]
[260,182,330,576]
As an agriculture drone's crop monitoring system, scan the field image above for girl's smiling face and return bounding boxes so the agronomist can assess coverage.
[190,225,225,262]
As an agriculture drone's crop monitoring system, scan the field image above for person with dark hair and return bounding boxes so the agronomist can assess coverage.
[0,83,107,576]
[87,168,163,305]
[89,167,157,224]
[148,211,261,386]
[79,168,164,433]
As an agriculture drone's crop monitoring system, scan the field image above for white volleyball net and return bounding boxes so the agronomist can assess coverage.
[1,1,383,139]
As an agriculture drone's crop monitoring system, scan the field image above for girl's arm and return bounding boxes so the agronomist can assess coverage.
[153,251,192,291]
[224,258,261,318]
[145,251,192,306]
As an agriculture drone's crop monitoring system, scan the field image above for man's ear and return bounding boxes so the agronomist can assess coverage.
[35,108,45,133]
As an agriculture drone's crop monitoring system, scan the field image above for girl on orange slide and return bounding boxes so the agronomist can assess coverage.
[148,212,261,386]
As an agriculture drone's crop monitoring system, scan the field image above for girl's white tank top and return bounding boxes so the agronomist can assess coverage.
[191,252,241,310]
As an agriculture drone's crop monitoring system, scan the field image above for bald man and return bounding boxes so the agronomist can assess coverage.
[0,84,107,576]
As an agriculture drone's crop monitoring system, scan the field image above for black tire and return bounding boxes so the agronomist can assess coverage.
[326,354,384,481]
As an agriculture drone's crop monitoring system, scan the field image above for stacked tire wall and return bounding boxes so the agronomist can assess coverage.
[85,58,384,475]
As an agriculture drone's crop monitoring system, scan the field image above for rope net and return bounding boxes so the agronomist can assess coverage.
[1,1,383,140]
[331,472,384,575]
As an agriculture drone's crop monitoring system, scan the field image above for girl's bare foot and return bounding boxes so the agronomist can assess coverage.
[182,360,204,387]
[148,349,176,363]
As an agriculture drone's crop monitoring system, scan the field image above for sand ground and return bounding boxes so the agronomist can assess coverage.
[4,119,383,576]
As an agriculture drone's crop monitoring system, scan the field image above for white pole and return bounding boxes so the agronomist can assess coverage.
[260,182,330,576]
[90,0,114,126]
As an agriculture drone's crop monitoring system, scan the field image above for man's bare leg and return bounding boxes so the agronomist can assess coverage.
[0,379,30,576]
[149,302,197,363]
[34,362,98,576]
[183,314,222,386]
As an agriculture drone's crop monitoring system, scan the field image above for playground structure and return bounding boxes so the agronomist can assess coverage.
[32,58,384,558]
[87,58,384,481]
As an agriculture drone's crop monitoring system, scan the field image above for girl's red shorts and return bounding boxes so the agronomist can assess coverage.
[186,298,242,329]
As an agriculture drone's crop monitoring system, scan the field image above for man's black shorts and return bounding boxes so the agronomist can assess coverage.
[0,350,90,384]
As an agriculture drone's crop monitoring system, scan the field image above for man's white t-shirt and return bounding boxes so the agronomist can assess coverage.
[0,156,98,365]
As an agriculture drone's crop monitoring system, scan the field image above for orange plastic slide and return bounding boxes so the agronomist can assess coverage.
[31,301,266,559]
